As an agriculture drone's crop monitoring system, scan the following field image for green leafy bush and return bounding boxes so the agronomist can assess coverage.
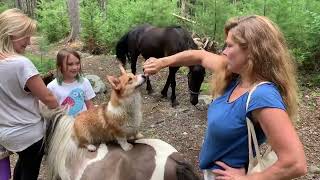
[25,53,55,75]
[0,0,318,72]
[0,1,12,13]
[80,0,177,53]
[36,0,69,43]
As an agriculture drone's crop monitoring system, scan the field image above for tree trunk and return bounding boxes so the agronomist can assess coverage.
[15,0,21,9]
[263,0,266,16]
[26,0,36,18]
[98,0,106,12]
[178,0,195,18]
[180,0,187,18]
[98,0,108,18]
[14,0,36,18]
[67,0,81,42]
[214,0,217,38]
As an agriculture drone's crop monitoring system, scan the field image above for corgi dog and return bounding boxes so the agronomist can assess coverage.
[73,65,146,152]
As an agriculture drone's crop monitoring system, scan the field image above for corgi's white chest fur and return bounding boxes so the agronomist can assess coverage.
[107,91,142,128]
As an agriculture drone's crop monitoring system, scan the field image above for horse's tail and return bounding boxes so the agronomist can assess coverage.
[168,153,200,180]
[46,114,81,180]
[176,160,200,180]
[115,32,129,66]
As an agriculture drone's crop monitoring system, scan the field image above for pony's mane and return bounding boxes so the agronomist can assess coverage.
[43,108,86,180]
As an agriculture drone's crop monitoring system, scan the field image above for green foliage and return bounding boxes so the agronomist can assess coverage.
[38,36,50,54]
[303,11,320,68]
[0,0,318,71]
[25,53,55,75]
[0,0,14,13]
[200,82,210,94]
[80,0,105,52]
[298,71,320,88]
[80,0,178,53]
[192,0,320,70]
[178,67,189,75]
[36,0,70,43]
[192,0,236,42]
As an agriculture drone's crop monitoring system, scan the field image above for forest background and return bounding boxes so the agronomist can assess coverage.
[1,0,319,84]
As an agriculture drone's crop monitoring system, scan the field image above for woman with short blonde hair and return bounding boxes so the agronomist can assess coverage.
[0,8,36,56]
[0,8,58,180]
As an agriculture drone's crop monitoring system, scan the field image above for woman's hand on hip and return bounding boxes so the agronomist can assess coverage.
[212,161,246,180]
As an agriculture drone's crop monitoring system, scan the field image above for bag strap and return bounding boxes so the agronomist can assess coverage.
[246,81,270,164]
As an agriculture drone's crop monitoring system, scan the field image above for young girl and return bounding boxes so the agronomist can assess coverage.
[47,48,96,116]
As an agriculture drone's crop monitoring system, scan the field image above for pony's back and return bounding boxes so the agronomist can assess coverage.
[172,26,198,50]
[163,26,198,54]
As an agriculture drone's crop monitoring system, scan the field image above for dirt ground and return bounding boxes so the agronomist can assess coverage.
[9,44,320,179]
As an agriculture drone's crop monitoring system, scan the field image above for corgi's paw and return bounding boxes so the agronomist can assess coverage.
[121,143,133,151]
[86,144,97,152]
[135,132,144,139]
[116,137,133,151]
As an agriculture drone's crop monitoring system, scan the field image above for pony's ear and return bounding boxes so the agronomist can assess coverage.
[119,65,126,75]
[107,75,121,90]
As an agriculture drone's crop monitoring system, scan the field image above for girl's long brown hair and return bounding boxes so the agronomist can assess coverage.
[56,48,83,85]
[212,15,298,119]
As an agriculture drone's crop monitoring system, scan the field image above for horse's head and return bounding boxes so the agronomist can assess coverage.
[188,65,205,105]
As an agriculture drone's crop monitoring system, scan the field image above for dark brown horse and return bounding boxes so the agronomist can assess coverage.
[115,24,205,107]
[42,106,200,180]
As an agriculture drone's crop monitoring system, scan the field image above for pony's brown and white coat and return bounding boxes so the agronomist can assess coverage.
[41,106,200,180]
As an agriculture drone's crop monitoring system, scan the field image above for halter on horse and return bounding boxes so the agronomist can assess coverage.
[115,24,205,107]
[42,107,200,180]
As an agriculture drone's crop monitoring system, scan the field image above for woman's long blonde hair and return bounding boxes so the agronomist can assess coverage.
[0,8,36,56]
[212,15,298,119]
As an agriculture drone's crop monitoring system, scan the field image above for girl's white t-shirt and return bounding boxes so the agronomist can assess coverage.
[47,78,96,116]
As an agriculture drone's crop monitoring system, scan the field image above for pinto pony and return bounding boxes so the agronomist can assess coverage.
[42,107,200,180]
[115,24,205,107]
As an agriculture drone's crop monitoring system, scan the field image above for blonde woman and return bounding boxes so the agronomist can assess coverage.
[0,8,58,180]
[144,15,307,180]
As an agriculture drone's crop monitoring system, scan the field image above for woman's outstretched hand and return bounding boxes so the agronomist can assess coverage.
[143,57,163,76]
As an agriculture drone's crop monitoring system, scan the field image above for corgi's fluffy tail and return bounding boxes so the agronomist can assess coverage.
[46,115,85,180]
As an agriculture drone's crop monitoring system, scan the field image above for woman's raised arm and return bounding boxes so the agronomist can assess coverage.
[143,50,228,75]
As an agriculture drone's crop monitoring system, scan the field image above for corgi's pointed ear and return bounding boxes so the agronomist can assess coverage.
[107,75,121,90]
[119,65,126,75]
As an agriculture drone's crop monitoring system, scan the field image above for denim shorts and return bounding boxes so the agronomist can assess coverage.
[203,170,216,180]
